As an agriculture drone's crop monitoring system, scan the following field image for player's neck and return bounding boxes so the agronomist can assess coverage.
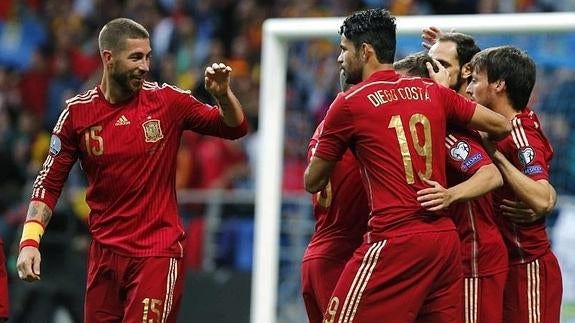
[493,98,519,120]
[363,63,394,80]
[100,75,135,105]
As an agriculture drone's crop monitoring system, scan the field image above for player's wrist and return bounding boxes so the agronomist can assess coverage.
[19,220,45,251]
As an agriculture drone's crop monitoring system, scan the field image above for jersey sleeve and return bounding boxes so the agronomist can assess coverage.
[31,107,79,210]
[437,85,476,126]
[162,84,248,139]
[314,94,353,161]
[445,130,493,178]
[504,117,552,181]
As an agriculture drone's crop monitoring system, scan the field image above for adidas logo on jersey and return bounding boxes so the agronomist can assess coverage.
[115,115,130,126]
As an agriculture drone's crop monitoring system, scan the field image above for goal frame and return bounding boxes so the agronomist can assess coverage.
[252,12,575,323]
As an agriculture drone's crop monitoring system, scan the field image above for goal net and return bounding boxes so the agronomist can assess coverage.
[252,12,575,323]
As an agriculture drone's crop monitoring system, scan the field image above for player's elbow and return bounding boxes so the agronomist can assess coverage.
[531,198,555,217]
[304,169,325,194]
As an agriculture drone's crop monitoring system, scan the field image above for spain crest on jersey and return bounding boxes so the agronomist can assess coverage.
[142,119,164,143]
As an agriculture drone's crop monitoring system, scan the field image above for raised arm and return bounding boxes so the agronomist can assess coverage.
[204,62,245,127]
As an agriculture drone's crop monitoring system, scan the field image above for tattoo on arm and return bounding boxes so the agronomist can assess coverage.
[26,201,53,226]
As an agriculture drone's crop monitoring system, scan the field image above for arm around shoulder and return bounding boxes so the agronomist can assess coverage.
[468,104,511,140]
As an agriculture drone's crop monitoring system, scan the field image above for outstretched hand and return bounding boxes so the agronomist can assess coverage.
[204,63,232,98]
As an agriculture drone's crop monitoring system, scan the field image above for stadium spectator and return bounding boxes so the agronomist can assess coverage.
[15,17,247,323]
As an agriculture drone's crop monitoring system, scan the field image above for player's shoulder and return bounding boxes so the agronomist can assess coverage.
[511,108,542,132]
[142,81,191,96]
[64,87,100,108]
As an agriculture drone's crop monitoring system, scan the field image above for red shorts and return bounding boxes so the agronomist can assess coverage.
[85,241,185,323]
[503,250,563,323]
[463,271,507,323]
[324,230,462,323]
[302,257,348,323]
[0,240,8,320]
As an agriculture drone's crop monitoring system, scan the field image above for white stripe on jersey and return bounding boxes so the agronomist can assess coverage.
[337,240,386,323]
[511,118,531,148]
[445,134,458,148]
[527,259,541,323]
[464,277,478,323]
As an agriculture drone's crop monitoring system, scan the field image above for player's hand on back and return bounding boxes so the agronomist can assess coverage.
[500,199,545,224]
[205,63,232,98]
[16,246,41,282]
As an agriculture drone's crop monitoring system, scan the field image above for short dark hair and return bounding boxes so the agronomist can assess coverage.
[98,18,149,53]
[339,9,396,64]
[394,52,438,78]
[470,46,536,110]
[437,32,481,67]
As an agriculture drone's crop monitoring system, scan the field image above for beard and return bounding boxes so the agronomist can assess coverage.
[342,66,362,86]
[111,65,144,95]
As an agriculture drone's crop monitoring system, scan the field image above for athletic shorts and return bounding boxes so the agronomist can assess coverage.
[84,241,185,323]
[503,250,563,323]
[0,240,8,320]
[302,257,348,323]
[462,270,507,323]
[324,230,462,323]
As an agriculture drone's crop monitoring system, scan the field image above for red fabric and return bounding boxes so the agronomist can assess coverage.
[327,231,462,322]
[301,257,347,323]
[446,127,509,277]
[30,82,247,258]
[462,272,507,323]
[493,108,555,265]
[84,241,185,323]
[503,251,562,323]
[315,70,475,240]
[0,240,9,320]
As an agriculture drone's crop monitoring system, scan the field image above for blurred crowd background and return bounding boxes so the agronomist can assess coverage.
[1,0,575,322]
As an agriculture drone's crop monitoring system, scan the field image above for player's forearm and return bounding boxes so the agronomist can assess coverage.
[304,156,335,193]
[215,88,245,127]
[25,201,53,226]
[469,104,511,141]
[19,201,53,250]
[448,164,503,203]
[492,151,555,215]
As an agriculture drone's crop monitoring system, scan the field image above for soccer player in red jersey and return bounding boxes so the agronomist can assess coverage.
[304,9,510,322]
[0,239,8,323]
[467,45,562,323]
[301,117,370,323]
[410,33,511,322]
[15,18,248,322]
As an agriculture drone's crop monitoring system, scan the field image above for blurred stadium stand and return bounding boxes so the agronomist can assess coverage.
[1,0,575,322]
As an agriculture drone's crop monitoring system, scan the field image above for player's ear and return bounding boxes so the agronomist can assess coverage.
[494,79,506,92]
[461,62,472,79]
[102,50,113,66]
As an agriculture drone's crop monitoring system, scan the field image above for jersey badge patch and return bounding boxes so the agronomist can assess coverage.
[49,134,61,156]
[449,141,470,161]
[142,119,164,143]
[518,147,535,166]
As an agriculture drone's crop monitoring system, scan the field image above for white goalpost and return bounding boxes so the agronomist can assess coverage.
[252,12,575,323]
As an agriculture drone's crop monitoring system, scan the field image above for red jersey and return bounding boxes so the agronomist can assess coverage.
[32,82,248,258]
[315,70,476,242]
[493,108,553,265]
[445,127,508,277]
[303,121,369,262]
